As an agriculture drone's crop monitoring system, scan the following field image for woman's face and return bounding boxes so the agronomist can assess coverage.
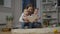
[28,7,33,12]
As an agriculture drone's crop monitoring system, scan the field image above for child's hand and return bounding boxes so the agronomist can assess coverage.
[23,17,29,22]
[33,17,40,22]
[33,18,38,22]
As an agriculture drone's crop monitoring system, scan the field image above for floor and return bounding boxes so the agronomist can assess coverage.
[0,32,11,34]
[0,27,60,34]
[0,32,60,34]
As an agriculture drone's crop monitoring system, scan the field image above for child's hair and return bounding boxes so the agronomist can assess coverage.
[24,9,29,17]
[34,8,39,14]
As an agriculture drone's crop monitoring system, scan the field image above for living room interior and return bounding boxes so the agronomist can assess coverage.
[0,0,60,34]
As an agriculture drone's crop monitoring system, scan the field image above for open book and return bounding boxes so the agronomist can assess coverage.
[27,15,38,22]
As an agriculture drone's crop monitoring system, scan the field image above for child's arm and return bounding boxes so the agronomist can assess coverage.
[23,9,29,22]
[23,15,29,22]
[34,15,40,22]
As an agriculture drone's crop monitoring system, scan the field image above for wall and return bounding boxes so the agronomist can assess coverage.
[0,5,12,24]
[0,12,12,24]
[11,0,22,28]
[4,0,11,8]
[0,5,12,13]
[0,0,12,24]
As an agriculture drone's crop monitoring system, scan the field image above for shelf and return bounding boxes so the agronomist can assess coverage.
[42,0,58,28]
[42,2,52,5]
[43,10,57,13]
[42,1,57,5]
[43,18,57,20]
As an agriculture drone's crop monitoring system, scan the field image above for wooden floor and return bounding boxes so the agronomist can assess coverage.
[0,32,11,34]
[11,27,60,34]
[0,32,60,34]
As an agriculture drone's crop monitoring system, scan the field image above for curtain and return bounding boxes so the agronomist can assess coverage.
[22,0,36,11]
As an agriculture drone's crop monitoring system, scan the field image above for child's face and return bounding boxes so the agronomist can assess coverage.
[25,12,29,15]
[34,9,38,14]
[24,9,28,15]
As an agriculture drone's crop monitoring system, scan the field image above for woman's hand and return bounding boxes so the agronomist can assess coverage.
[23,17,29,23]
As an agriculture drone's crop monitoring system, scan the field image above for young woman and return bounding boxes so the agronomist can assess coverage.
[19,4,34,28]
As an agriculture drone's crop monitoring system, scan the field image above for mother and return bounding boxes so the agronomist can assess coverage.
[19,4,35,28]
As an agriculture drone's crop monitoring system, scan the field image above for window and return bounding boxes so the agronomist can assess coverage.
[4,0,11,8]
[0,0,4,5]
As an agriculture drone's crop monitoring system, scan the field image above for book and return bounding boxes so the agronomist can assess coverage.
[27,15,38,22]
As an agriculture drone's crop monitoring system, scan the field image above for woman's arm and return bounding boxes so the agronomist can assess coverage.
[19,13,24,22]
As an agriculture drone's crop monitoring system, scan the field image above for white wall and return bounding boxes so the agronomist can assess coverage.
[4,0,11,8]
[0,5,12,13]
[11,0,22,28]
[0,0,12,24]
[0,12,12,24]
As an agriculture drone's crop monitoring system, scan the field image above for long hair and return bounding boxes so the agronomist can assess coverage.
[25,4,35,14]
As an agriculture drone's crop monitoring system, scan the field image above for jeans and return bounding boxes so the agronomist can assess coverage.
[34,22,42,28]
[21,22,42,29]
[30,22,42,28]
[21,22,32,29]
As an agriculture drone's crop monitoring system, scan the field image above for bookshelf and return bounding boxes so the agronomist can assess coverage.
[42,0,58,27]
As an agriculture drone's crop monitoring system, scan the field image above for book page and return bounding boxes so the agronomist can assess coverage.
[27,15,38,22]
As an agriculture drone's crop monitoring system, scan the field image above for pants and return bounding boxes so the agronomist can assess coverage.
[21,22,42,29]
[21,22,32,29]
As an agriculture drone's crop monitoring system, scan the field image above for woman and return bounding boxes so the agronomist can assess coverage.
[19,4,34,28]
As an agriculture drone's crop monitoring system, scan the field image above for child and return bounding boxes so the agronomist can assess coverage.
[23,9,29,22]
[33,8,40,22]
[19,9,30,29]
[22,9,30,28]
[31,8,41,28]
[24,9,29,17]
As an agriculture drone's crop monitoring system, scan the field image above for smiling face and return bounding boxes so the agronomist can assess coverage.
[25,4,34,15]
[28,7,33,12]
[34,9,38,14]
[24,9,29,16]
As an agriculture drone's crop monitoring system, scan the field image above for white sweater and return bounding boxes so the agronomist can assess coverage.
[19,13,24,22]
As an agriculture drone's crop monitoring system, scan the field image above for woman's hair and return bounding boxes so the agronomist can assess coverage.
[25,4,35,10]
[24,4,35,15]
[25,4,33,9]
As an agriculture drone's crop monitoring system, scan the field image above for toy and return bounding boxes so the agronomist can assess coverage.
[53,29,58,34]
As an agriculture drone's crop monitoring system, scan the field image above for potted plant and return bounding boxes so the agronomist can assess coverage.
[2,16,13,32]
[6,16,13,21]
[6,16,13,28]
